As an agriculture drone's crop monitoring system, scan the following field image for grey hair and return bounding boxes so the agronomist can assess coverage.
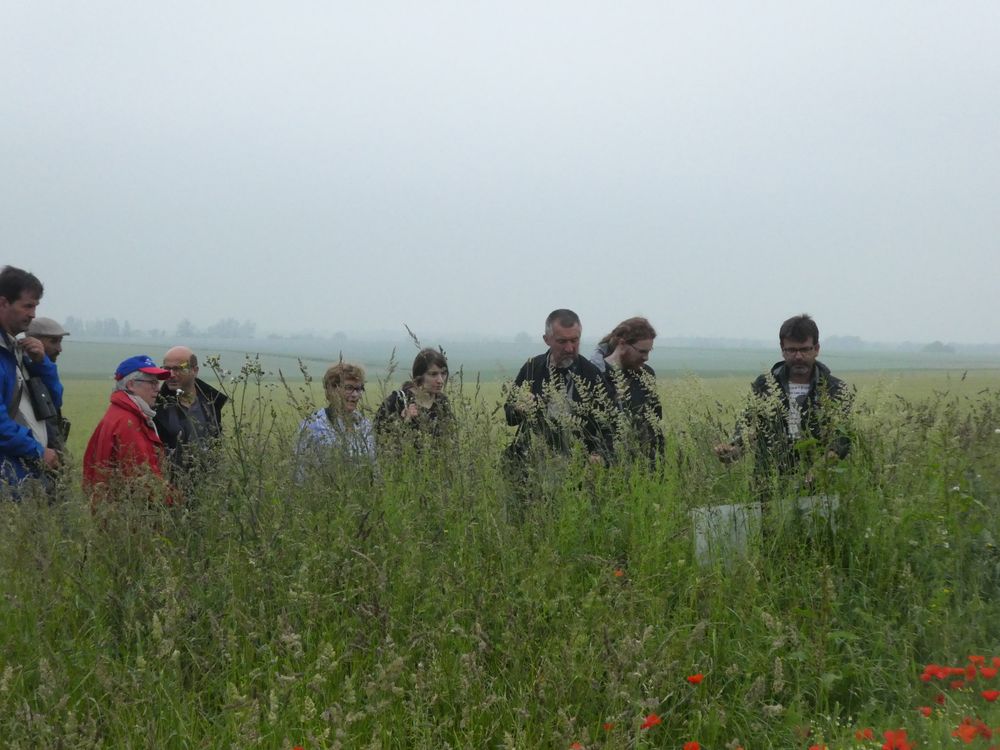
[113,370,153,394]
[544,308,581,336]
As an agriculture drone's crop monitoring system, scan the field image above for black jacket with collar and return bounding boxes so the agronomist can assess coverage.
[737,360,852,474]
[154,378,227,473]
[504,352,612,458]
[601,362,665,462]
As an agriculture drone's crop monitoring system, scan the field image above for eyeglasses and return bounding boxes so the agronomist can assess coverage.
[782,345,816,355]
[627,342,653,356]
[341,384,365,394]
[163,363,191,372]
[132,377,160,386]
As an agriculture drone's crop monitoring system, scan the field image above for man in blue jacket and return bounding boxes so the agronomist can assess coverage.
[0,266,62,495]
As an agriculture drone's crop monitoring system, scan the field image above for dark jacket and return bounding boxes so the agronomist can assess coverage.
[736,360,852,475]
[374,385,453,442]
[154,379,227,475]
[504,353,612,458]
[602,363,665,463]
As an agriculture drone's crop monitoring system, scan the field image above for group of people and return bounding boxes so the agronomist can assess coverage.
[288,307,852,500]
[0,265,227,503]
[1,263,852,505]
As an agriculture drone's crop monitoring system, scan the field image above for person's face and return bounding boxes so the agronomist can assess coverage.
[0,292,39,336]
[781,337,819,379]
[163,354,198,392]
[129,375,162,404]
[332,378,365,413]
[418,365,448,395]
[38,335,64,362]
[543,321,582,368]
[620,338,653,370]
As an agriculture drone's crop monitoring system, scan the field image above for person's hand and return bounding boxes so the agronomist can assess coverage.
[714,442,743,463]
[19,336,46,363]
[42,448,60,469]
[402,403,419,421]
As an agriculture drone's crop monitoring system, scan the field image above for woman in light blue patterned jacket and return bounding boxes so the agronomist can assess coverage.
[293,362,375,484]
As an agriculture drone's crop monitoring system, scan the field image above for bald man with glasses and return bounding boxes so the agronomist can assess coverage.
[153,346,228,482]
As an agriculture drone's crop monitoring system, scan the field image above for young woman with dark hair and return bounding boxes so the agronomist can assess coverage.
[374,348,453,445]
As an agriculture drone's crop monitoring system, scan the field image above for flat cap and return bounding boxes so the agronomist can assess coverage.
[26,317,70,337]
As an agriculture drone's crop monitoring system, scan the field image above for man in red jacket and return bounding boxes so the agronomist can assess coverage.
[83,355,174,505]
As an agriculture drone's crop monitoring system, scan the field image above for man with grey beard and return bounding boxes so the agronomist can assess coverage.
[504,308,610,464]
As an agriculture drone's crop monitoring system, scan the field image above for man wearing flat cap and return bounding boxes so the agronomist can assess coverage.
[25,317,71,449]
[83,355,176,505]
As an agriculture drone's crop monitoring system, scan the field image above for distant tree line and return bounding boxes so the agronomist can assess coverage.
[63,316,256,340]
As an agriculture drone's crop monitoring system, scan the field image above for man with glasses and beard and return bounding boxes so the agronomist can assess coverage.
[153,346,227,482]
[590,316,664,465]
[714,314,852,490]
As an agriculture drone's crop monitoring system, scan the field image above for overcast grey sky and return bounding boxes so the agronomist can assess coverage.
[3,1,998,343]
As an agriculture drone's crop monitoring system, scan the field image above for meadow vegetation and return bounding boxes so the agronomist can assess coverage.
[1,353,999,748]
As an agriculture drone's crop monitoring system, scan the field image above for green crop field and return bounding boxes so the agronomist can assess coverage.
[3,342,1000,748]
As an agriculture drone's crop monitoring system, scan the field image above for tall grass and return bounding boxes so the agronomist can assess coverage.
[1,359,999,749]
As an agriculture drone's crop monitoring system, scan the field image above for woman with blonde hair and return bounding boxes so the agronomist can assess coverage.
[293,361,375,482]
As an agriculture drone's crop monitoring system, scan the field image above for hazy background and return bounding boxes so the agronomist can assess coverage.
[3,1,998,344]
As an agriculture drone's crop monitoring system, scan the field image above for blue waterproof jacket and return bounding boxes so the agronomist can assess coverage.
[0,333,64,485]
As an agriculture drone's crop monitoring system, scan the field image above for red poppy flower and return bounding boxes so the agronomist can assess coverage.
[686,673,704,685]
[919,672,932,682]
[882,728,914,750]
[613,569,624,578]
[855,727,874,740]
[970,655,986,665]
[570,743,583,750]
[951,680,967,690]
[983,690,1000,702]
[640,713,662,730]
[684,743,701,750]
[808,745,827,750]
[993,656,1000,668]
[983,667,999,679]
[953,717,993,743]
[602,722,614,731]
[935,693,947,705]
[918,706,932,717]
[967,664,979,681]
[954,722,981,744]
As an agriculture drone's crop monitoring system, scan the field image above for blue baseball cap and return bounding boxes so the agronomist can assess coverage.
[114,355,171,381]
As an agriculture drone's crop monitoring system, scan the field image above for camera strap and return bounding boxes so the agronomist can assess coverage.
[11,343,48,446]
